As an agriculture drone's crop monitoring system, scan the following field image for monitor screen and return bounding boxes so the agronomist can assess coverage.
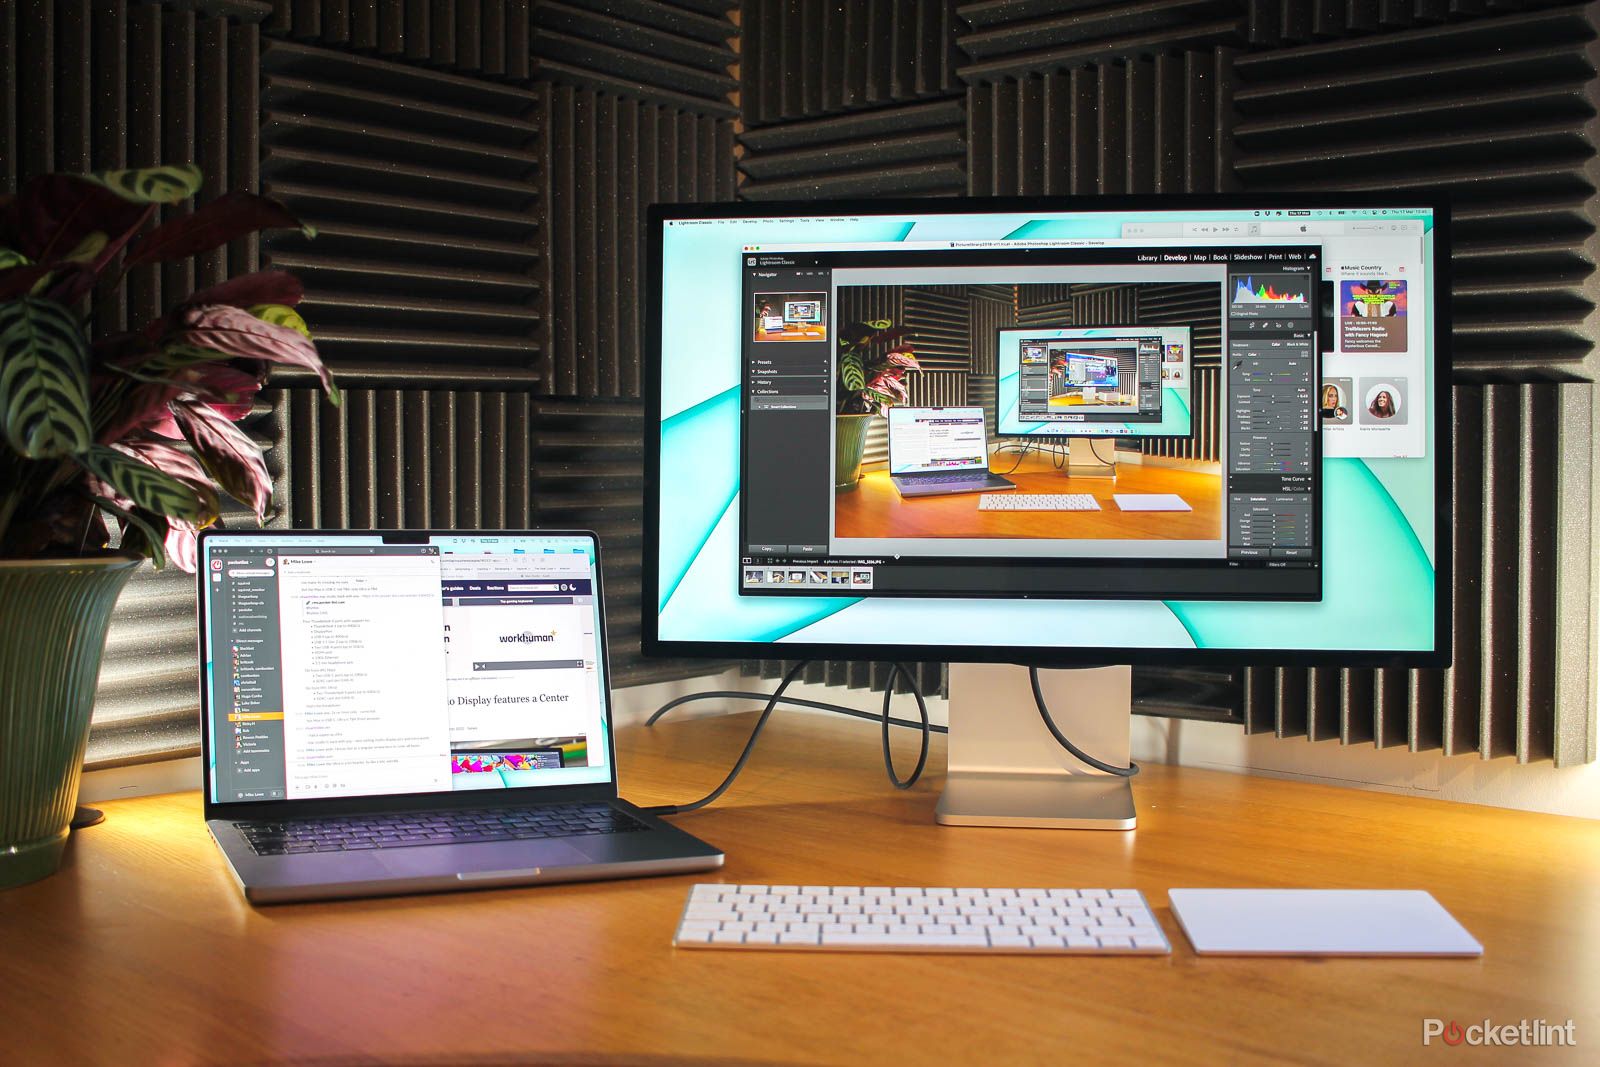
[647,197,1448,666]
[199,532,614,804]
[999,326,1191,436]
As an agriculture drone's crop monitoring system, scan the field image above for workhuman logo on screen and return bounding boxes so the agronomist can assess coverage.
[499,629,558,644]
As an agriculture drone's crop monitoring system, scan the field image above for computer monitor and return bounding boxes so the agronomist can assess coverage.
[644,195,1450,828]
[998,326,1192,438]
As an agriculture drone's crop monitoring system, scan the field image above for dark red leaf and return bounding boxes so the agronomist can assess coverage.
[183,269,304,311]
[175,303,334,394]
[172,400,272,519]
[163,516,199,573]
[92,331,154,366]
[82,202,156,276]
[137,269,306,344]
[96,360,260,443]
[0,262,60,300]
[180,363,262,421]
[123,192,308,268]
[38,261,103,305]
[97,381,182,445]
[114,437,214,490]
[145,410,181,440]
[3,174,149,262]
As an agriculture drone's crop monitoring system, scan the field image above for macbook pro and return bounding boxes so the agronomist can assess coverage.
[888,406,1015,498]
[197,529,722,904]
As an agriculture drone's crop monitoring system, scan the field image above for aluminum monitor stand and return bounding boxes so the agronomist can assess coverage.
[936,663,1136,830]
[1065,436,1117,478]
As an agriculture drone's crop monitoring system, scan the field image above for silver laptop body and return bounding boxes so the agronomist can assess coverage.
[887,406,1015,497]
[197,528,722,904]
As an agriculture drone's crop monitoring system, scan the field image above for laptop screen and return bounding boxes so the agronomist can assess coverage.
[887,407,990,475]
[200,532,613,803]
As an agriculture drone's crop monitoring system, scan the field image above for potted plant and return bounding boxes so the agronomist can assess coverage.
[834,319,919,489]
[0,163,337,889]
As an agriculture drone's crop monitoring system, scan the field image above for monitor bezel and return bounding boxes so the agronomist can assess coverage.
[642,193,1452,670]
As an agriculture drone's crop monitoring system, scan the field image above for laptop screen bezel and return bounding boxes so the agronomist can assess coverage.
[197,528,620,823]
[887,406,990,476]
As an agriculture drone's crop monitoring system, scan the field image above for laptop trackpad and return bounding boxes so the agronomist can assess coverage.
[376,839,590,878]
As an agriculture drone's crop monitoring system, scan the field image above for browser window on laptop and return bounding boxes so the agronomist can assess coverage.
[889,408,989,474]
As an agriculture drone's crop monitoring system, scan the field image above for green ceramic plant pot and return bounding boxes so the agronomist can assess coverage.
[0,555,139,890]
[835,413,876,490]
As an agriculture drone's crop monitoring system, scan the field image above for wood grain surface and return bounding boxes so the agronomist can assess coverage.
[1,709,1595,1066]
[835,454,1223,541]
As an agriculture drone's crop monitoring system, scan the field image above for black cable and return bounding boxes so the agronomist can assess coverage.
[1028,666,1140,778]
[994,439,1037,475]
[647,690,946,735]
[644,665,937,811]
[881,662,930,789]
[1086,438,1118,468]
[641,659,811,816]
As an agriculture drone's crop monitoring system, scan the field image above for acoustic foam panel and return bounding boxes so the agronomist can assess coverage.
[259,38,546,387]
[1229,7,1597,765]
[741,0,963,127]
[262,0,532,78]
[532,0,739,116]
[739,98,968,200]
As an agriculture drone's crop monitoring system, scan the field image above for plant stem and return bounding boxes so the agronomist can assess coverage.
[0,489,18,550]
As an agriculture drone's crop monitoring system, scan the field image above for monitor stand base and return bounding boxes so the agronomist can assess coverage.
[935,663,1136,830]
[1065,437,1117,479]
[936,773,1135,829]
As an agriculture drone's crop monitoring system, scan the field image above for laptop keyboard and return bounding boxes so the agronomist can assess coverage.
[906,474,988,486]
[235,802,647,856]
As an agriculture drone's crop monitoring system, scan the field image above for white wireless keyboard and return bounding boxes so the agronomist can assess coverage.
[673,885,1170,954]
[978,492,1101,511]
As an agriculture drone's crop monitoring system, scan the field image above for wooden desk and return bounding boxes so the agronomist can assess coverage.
[754,323,826,342]
[3,710,1596,1065]
[835,454,1223,541]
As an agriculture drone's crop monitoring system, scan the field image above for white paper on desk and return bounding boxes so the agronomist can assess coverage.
[1112,494,1191,512]
[1168,889,1483,956]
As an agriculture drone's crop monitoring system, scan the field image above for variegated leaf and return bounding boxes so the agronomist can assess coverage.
[80,443,217,522]
[0,297,92,457]
[83,163,203,205]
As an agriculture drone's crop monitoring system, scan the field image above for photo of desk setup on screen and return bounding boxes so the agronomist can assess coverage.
[734,241,1320,605]
[752,291,829,342]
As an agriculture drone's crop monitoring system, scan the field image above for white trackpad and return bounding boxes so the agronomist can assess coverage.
[1168,888,1482,956]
